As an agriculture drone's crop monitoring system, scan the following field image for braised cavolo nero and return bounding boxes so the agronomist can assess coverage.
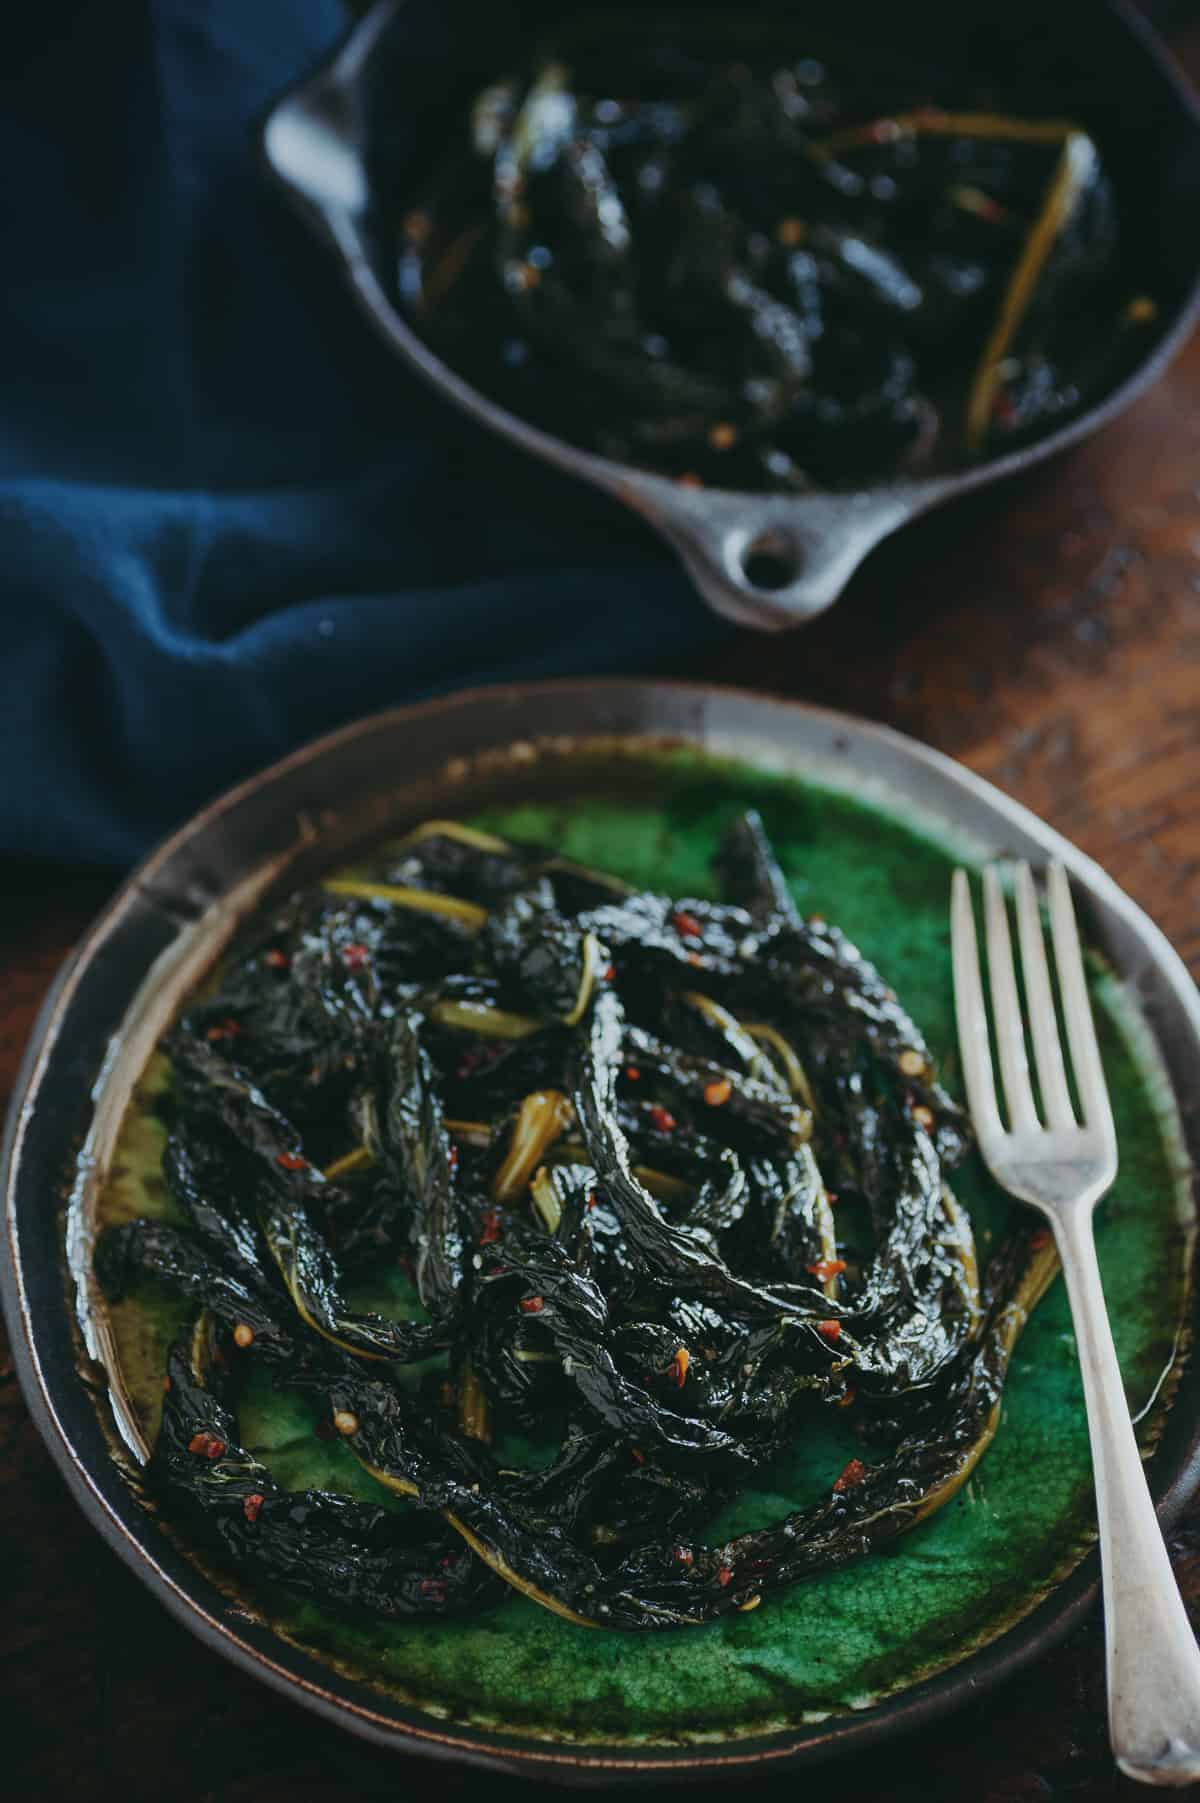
[100,813,1057,1630]
[398,21,1152,491]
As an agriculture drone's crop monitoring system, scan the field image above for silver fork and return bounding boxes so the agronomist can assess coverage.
[952,860,1200,1787]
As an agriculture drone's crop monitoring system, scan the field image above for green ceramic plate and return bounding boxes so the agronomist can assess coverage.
[96,726,1194,1744]
[7,683,1199,1781]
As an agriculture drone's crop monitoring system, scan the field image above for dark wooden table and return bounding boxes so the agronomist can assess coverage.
[8,31,1200,1802]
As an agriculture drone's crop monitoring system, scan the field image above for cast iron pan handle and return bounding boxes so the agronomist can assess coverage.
[623,480,923,630]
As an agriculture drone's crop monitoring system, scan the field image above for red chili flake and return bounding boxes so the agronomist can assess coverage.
[676,472,704,489]
[276,1151,308,1171]
[817,1319,841,1342]
[806,1258,847,1282]
[205,1017,242,1042]
[631,1447,646,1465]
[686,952,705,968]
[447,1142,459,1170]
[188,1431,226,1461]
[826,1191,839,1207]
[649,1104,677,1134]
[519,1295,545,1314]
[703,1078,732,1107]
[419,1578,448,1603]
[624,1065,641,1082]
[242,1492,265,1523]
[668,1347,690,1387]
[833,1458,868,1494]
[675,1546,694,1567]
[604,964,616,981]
[342,942,370,969]
[161,1374,172,1394]
[440,1555,456,1570]
[265,949,289,969]
[586,1191,598,1212]
[673,909,703,940]
[479,1209,502,1246]
[1031,1227,1053,1251]
[839,1385,857,1409]
[717,1566,734,1588]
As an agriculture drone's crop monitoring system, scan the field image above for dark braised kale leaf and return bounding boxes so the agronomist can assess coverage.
[98,810,1052,1631]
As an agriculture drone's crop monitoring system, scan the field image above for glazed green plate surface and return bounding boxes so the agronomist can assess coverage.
[98,750,1193,1747]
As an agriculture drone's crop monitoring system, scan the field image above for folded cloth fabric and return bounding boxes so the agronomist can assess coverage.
[0,1,730,867]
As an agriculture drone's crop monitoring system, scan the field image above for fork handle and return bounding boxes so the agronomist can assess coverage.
[1054,1203,1200,1786]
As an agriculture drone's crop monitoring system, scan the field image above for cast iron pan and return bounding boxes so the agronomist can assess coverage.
[261,0,1200,629]
[3,681,1200,1784]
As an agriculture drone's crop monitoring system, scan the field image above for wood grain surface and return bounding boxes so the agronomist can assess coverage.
[6,27,1200,1803]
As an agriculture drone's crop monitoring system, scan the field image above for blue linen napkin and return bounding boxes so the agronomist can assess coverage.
[0,2,729,866]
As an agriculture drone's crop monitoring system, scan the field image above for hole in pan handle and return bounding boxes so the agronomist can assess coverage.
[641,481,924,632]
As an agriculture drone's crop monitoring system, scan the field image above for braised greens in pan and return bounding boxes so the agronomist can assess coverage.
[99,813,1058,1630]
[398,20,1154,491]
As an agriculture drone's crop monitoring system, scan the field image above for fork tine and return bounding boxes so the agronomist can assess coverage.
[1014,862,1077,1130]
[1047,861,1115,1140]
[950,869,1003,1142]
[982,865,1039,1132]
